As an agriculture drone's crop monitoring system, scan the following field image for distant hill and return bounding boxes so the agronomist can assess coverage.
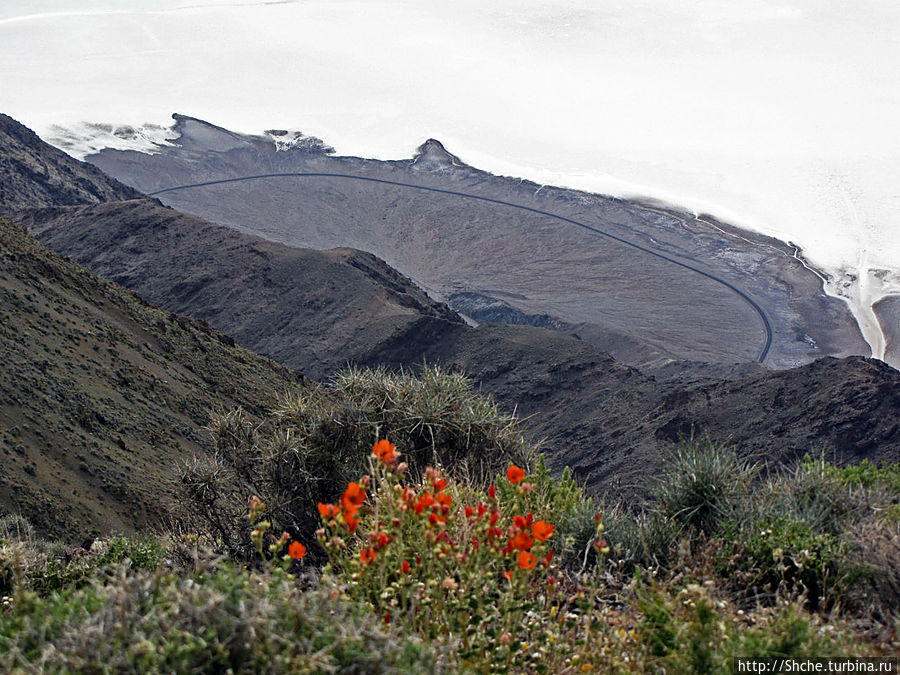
[84,114,870,369]
[18,202,900,502]
[0,218,303,537]
[2,112,899,515]
[0,113,143,209]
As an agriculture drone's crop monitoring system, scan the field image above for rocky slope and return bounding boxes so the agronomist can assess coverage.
[17,201,900,501]
[0,218,304,537]
[2,112,898,513]
[0,113,143,209]
[17,200,463,381]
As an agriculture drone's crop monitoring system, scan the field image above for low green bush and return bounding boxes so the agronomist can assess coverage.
[651,437,757,535]
[1,564,444,673]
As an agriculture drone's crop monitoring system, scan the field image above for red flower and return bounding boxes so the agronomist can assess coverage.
[414,493,435,515]
[532,520,555,542]
[510,531,534,551]
[517,551,537,570]
[318,502,339,519]
[436,493,452,510]
[429,512,445,526]
[502,570,514,581]
[401,561,410,573]
[488,485,496,500]
[507,465,525,484]
[373,439,397,465]
[464,506,474,519]
[433,477,447,492]
[342,482,366,509]
[288,541,307,559]
[360,547,378,565]
[513,515,528,530]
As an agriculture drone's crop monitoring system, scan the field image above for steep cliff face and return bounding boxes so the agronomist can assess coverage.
[0,114,144,210]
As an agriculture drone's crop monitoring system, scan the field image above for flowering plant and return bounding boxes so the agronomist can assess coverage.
[316,440,607,671]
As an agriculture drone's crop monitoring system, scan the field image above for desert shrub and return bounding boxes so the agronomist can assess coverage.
[651,437,757,535]
[178,365,534,560]
[813,457,900,492]
[714,454,900,616]
[315,440,610,673]
[0,564,444,673]
[0,515,38,549]
[720,517,851,608]
[637,580,868,673]
[602,507,682,572]
[760,458,864,535]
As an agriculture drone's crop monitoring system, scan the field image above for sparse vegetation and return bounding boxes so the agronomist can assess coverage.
[2,370,897,671]
[177,365,532,560]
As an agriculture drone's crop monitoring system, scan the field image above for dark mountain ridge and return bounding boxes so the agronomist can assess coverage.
[0,113,143,210]
[2,112,899,518]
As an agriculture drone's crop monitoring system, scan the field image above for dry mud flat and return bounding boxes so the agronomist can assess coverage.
[86,116,868,370]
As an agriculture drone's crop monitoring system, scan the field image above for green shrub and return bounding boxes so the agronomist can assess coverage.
[0,565,445,673]
[651,438,757,535]
[602,506,681,571]
[178,365,534,560]
[807,457,900,492]
[722,517,851,608]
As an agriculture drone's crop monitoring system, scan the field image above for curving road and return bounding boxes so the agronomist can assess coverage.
[149,172,774,363]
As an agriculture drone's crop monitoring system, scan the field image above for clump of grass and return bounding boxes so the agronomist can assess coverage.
[177,364,533,560]
[651,436,758,535]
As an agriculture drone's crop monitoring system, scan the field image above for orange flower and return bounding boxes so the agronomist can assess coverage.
[414,493,435,515]
[318,502,339,519]
[532,520,555,542]
[373,439,397,465]
[436,492,452,510]
[288,541,307,559]
[502,570,514,580]
[344,510,360,533]
[342,482,366,510]
[360,546,378,565]
[510,531,534,551]
[432,477,447,492]
[507,465,525,484]
[517,551,537,570]
[513,515,528,530]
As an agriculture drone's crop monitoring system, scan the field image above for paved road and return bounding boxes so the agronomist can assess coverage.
[150,172,774,363]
